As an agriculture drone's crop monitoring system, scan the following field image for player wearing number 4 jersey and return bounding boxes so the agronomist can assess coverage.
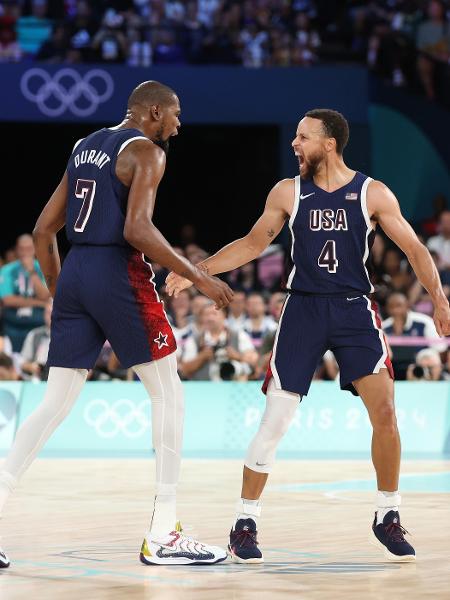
[166,109,450,564]
[0,81,233,568]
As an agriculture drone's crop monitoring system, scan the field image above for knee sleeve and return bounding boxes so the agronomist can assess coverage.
[245,379,300,473]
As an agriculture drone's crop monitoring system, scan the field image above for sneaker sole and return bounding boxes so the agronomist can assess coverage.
[369,535,416,562]
[139,552,227,566]
[227,547,264,564]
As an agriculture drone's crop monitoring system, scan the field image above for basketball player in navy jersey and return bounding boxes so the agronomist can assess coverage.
[166,109,450,563]
[0,81,233,568]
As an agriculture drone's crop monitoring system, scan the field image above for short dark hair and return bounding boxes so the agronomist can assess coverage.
[127,80,177,109]
[304,109,349,155]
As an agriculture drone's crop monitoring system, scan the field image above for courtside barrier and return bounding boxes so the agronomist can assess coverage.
[0,381,449,458]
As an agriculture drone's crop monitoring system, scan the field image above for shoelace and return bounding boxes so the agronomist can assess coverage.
[385,521,410,543]
[233,528,258,549]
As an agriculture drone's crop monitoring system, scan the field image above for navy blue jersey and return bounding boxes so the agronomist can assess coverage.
[287,172,375,296]
[65,127,148,246]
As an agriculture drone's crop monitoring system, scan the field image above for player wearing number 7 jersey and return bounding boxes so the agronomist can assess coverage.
[0,81,233,569]
[166,109,450,564]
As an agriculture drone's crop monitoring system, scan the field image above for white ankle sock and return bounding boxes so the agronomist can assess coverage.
[150,483,177,539]
[376,490,401,524]
[235,498,261,527]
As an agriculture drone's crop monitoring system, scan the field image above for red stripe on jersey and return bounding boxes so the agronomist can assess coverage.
[262,355,273,395]
[127,251,176,361]
[371,300,394,380]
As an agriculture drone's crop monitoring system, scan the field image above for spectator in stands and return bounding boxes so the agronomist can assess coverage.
[0,352,20,381]
[426,210,450,268]
[416,0,450,101]
[92,8,127,63]
[20,297,52,381]
[375,247,413,307]
[226,290,247,332]
[0,234,50,352]
[179,303,257,381]
[421,193,447,237]
[406,347,447,381]
[243,292,277,351]
[382,291,447,379]
[227,261,262,294]
[0,0,22,63]
[16,0,53,57]
[255,291,286,379]
[65,0,98,63]
[408,249,450,316]
[36,22,70,62]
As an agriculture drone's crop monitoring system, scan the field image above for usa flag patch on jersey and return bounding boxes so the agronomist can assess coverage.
[345,192,358,200]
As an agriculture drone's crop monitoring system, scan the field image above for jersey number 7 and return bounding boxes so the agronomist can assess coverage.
[74,178,96,233]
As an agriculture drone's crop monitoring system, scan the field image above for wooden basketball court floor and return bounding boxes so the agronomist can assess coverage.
[0,458,449,600]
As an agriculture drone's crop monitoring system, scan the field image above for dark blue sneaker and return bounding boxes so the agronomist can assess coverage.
[228,518,263,564]
[371,510,415,562]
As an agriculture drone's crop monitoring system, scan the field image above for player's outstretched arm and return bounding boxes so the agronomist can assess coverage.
[33,172,68,297]
[369,180,450,336]
[122,140,233,308]
[165,179,292,296]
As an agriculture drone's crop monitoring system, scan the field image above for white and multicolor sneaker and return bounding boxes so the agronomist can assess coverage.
[0,545,10,569]
[139,522,227,566]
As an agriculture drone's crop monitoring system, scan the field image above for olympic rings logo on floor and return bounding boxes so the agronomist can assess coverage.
[84,398,152,438]
[20,68,114,117]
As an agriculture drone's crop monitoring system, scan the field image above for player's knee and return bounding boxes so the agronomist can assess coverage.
[371,401,398,433]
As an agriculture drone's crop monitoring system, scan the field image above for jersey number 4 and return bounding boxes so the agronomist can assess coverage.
[74,178,96,232]
[318,240,338,273]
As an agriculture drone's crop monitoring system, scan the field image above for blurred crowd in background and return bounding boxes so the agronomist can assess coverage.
[1,193,450,383]
[0,0,450,103]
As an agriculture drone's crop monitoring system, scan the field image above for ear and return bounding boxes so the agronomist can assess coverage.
[326,138,336,153]
[150,104,162,121]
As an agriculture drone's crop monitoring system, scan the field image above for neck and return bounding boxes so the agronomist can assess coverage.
[313,155,355,192]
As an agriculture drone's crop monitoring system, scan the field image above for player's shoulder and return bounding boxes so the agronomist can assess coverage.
[408,310,435,325]
[269,178,295,198]
[367,179,395,197]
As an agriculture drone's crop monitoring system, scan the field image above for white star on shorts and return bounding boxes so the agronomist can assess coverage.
[154,332,169,350]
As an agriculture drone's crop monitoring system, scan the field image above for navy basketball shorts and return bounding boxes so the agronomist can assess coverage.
[263,293,393,397]
[47,245,176,370]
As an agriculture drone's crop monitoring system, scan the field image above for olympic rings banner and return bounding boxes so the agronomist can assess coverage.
[6,381,450,458]
[0,64,368,124]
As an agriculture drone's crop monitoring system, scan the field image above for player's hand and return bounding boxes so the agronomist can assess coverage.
[433,302,450,337]
[165,272,193,297]
[194,274,234,309]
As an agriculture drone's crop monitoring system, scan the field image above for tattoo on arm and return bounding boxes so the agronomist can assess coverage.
[196,263,209,275]
[267,228,275,238]
[48,243,54,255]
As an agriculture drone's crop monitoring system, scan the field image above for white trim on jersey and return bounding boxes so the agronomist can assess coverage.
[118,136,149,156]
[287,176,301,289]
[142,254,161,303]
[141,255,173,330]
[364,295,388,373]
[72,138,84,153]
[269,293,291,388]
[360,176,375,294]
